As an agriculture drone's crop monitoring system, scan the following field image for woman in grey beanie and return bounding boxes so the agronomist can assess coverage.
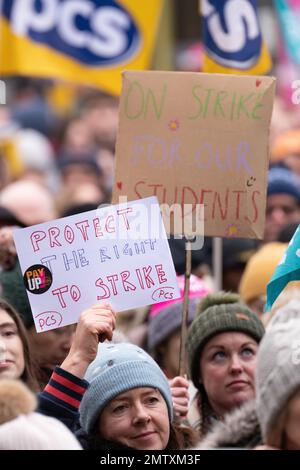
[38,303,198,450]
[79,341,197,450]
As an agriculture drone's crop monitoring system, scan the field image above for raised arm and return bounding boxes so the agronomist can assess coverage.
[61,303,116,378]
[38,303,116,432]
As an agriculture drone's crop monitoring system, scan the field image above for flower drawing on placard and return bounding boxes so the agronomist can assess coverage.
[168,119,180,132]
[226,224,241,237]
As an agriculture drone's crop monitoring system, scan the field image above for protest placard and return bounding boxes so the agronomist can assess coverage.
[113,71,276,239]
[13,197,180,333]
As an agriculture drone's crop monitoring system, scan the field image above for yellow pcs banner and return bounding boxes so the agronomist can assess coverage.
[0,0,163,95]
[201,0,272,75]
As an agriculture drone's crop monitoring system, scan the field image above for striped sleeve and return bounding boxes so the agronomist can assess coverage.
[43,366,89,412]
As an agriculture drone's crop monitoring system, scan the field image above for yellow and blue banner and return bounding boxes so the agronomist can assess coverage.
[0,0,164,95]
[201,0,272,75]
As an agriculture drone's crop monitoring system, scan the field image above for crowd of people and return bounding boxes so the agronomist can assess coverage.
[1,77,300,450]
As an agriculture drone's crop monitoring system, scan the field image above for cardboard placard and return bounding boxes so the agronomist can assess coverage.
[113,71,276,239]
[13,197,180,332]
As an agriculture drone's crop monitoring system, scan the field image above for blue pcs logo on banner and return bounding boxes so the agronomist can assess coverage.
[202,0,262,69]
[2,0,141,66]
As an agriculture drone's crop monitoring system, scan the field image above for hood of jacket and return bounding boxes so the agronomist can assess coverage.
[193,400,261,449]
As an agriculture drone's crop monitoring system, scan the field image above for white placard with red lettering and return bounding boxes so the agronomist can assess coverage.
[13,197,180,333]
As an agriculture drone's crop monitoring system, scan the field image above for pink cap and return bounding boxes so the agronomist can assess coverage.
[149,274,211,318]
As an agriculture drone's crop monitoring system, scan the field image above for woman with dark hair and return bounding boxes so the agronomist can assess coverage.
[0,298,38,391]
[39,304,198,450]
[0,257,75,389]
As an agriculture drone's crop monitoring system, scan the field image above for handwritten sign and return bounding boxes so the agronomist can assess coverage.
[13,197,180,333]
[112,71,276,239]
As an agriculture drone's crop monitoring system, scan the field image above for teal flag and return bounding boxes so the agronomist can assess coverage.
[274,0,300,66]
[266,225,300,310]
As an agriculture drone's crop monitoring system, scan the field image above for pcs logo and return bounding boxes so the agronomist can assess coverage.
[202,0,262,69]
[2,0,141,66]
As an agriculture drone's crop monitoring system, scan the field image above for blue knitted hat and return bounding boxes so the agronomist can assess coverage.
[79,343,173,434]
[268,166,300,203]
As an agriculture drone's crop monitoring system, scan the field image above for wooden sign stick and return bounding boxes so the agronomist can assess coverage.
[179,239,192,376]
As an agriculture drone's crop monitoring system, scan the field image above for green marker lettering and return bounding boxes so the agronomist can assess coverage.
[144,84,167,120]
[124,81,145,120]
[251,93,264,120]
[188,85,203,119]
[214,90,227,118]
[230,92,237,120]
[203,88,214,118]
[237,93,254,119]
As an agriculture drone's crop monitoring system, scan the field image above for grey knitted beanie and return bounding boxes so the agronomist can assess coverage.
[256,300,300,441]
[147,298,199,352]
[80,342,173,434]
[187,292,265,390]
